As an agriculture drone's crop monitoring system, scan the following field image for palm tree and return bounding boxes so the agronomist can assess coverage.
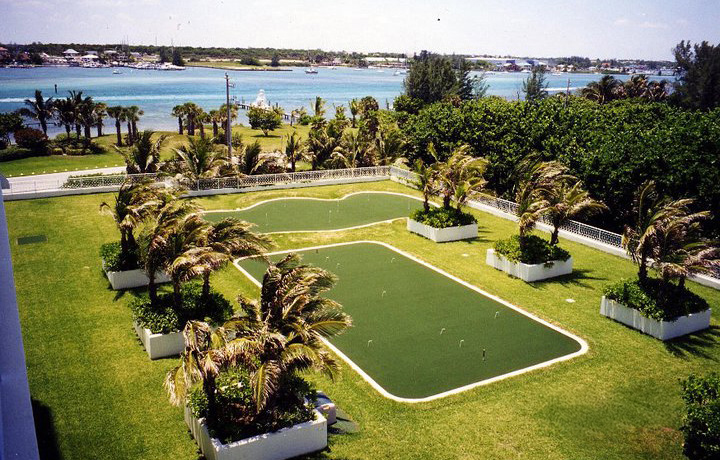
[542,180,607,245]
[68,90,85,138]
[100,179,164,269]
[622,180,693,285]
[580,75,622,104]
[183,102,201,136]
[218,103,237,137]
[77,97,96,139]
[646,80,669,102]
[413,158,437,212]
[513,156,570,239]
[119,130,166,174]
[196,109,208,139]
[305,124,341,170]
[169,136,229,184]
[433,144,488,210]
[208,109,221,138]
[348,98,359,128]
[125,106,143,143]
[93,102,107,137]
[371,128,406,166]
[623,74,649,99]
[330,131,371,169]
[106,106,125,146]
[171,104,186,135]
[284,131,303,172]
[241,140,264,175]
[165,253,352,424]
[163,211,211,308]
[19,90,54,135]
[53,98,75,139]
[311,96,326,118]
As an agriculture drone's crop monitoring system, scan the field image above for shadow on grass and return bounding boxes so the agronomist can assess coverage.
[664,325,720,361]
[32,398,62,460]
[528,268,607,289]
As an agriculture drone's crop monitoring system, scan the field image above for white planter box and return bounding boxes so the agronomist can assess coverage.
[103,261,170,290]
[599,296,711,341]
[486,248,573,282]
[133,321,185,359]
[184,407,327,460]
[407,218,478,242]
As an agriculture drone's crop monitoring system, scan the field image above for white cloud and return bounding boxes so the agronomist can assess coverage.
[638,21,668,29]
[613,17,629,26]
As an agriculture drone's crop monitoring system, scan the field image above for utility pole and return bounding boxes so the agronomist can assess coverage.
[225,73,233,159]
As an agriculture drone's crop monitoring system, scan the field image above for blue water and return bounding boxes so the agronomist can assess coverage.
[0,66,671,137]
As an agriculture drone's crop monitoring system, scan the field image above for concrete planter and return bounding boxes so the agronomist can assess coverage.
[599,296,711,341]
[486,249,573,282]
[133,322,185,359]
[184,407,327,460]
[407,218,478,242]
[102,260,170,290]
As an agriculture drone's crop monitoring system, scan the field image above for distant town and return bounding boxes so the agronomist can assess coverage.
[0,43,676,75]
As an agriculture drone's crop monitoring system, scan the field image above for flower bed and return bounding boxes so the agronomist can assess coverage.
[184,407,327,460]
[407,207,478,242]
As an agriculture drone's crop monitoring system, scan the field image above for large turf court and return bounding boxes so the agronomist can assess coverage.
[204,192,424,233]
[237,241,585,401]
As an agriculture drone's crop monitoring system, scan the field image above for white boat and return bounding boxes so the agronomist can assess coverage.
[305,67,318,74]
[112,69,122,74]
[393,70,401,76]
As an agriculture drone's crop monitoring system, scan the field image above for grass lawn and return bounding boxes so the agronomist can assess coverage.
[204,191,423,232]
[238,242,583,400]
[6,179,720,459]
[0,124,311,177]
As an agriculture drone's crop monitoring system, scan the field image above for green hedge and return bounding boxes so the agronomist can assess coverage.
[604,278,710,321]
[494,234,570,265]
[130,283,233,334]
[680,373,720,460]
[410,207,476,228]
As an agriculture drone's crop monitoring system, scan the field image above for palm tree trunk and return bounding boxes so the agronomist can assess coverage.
[199,123,205,139]
[115,120,122,146]
[119,230,129,269]
[126,122,133,146]
[423,194,429,212]
[65,124,71,138]
[40,118,48,135]
[178,117,184,135]
[97,123,103,137]
[189,120,195,136]
[679,276,686,291]
[443,194,451,209]
[75,124,81,138]
[203,376,218,428]
[550,226,560,246]
[84,124,91,139]
[291,153,296,172]
[212,121,218,138]
[173,280,182,309]
[639,254,648,286]
[148,270,158,305]
[202,271,211,304]
[131,121,138,141]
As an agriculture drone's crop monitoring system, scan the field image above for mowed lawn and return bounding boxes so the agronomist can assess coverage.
[0,124,311,177]
[6,179,720,460]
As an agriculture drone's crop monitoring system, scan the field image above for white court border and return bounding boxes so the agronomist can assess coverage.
[203,191,433,235]
[233,240,589,404]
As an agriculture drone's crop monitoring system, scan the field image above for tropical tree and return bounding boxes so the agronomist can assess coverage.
[53,98,76,138]
[348,98,359,127]
[330,131,372,168]
[183,102,201,136]
[623,74,649,98]
[119,130,166,174]
[125,105,144,143]
[284,131,303,172]
[196,109,208,139]
[247,106,283,136]
[580,75,622,104]
[513,156,570,239]
[169,136,229,184]
[171,104,186,135]
[106,106,125,146]
[431,144,488,210]
[305,123,341,170]
[68,90,85,137]
[209,109,221,138]
[93,102,107,137]
[412,157,437,212]
[371,127,407,166]
[19,90,54,135]
[240,140,264,175]
[522,67,549,102]
[646,80,669,102]
[165,253,352,427]
[542,180,608,245]
[77,97,96,139]
[311,96,326,119]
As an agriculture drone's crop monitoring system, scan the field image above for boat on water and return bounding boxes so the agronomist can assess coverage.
[112,69,122,74]
[305,67,318,74]
[393,70,401,76]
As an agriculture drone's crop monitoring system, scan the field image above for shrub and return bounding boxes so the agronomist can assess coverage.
[604,278,710,321]
[13,128,49,153]
[411,207,476,228]
[188,369,315,443]
[0,146,36,162]
[100,240,140,271]
[130,283,233,334]
[680,373,720,460]
[494,234,571,265]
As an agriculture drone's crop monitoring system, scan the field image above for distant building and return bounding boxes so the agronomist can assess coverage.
[80,54,99,63]
[63,48,79,57]
[0,47,9,60]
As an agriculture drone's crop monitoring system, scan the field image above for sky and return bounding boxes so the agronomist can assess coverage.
[0,0,718,60]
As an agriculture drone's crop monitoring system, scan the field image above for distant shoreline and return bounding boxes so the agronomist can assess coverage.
[186,63,293,72]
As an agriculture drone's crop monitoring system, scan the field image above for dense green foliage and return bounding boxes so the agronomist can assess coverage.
[673,41,720,111]
[604,278,710,321]
[403,51,485,105]
[680,373,720,460]
[188,369,315,443]
[99,241,135,271]
[247,106,283,136]
[494,234,571,265]
[399,97,720,234]
[411,206,476,228]
[522,68,549,102]
[13,128,48,152]
[130,283,233,334]
[0,112,24,149]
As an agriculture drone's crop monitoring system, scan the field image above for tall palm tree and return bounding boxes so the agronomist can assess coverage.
[218,103,237,137]
[196,109,208,139]
[53,98,75,138]
[433,144,488,210]
[169,136,229,184]
[305,124,341,170]
[330,131,372,169]
[93,102,107,137]
[163,211,212,308]
[183,102,201,136]
[171,104,186,135]
[118,130,166,174]
[646,80,669,102]
[311,96,326,118]
[284,131,303,172]
[622,180,693,285]
[542,180,607,245]
[125,105,144,143]
[241,140,264,175]
[371,128,406,166]
[68,90,85,138]
[99,179,164,269]
[208,109,221,138]
[513,156,570,239]
[19,90,54,135]
[348,98,359,128]
[77,97,96,139]
[165,253,352,423]
[623,74,649,98]
[106,106,125,146]
[413,158,437,212]
[580,75,621,104]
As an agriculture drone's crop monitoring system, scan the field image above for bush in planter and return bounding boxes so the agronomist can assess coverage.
[130,283,233,334]
[680,373,720,460]
[604,278,710,321]
[411,207,476,229]
[494,234,570,265]
[188,369,315,443]
[100,241,141,272]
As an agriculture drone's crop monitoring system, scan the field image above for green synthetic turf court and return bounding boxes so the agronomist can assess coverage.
[237,242,585,401]
[204,192,423,233]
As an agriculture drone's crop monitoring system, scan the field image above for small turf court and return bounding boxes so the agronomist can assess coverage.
[204,192,424,232]
[237,242,585,401]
